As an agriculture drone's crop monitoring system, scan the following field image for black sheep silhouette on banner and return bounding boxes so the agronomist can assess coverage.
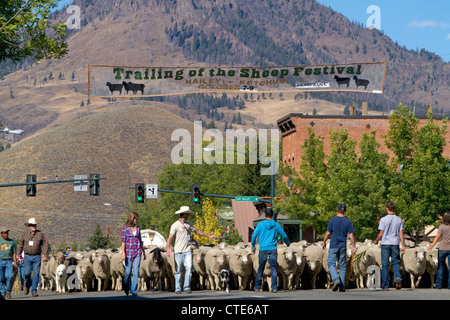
[334,76,370,90]
[105,82,145,95]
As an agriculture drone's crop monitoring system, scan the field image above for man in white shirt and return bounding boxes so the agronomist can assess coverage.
[166,206,217,293]
[374,201,406,290]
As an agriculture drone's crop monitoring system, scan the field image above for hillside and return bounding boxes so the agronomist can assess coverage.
[0,102,194,245]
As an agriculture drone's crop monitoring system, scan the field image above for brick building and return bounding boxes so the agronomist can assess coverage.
[277,113,450,170]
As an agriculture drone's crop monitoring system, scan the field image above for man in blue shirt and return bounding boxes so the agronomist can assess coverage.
[322,203,357,292]
[251,207,290,293]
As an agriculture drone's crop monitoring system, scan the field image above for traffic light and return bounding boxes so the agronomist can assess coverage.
[191,184,201,205]
[135,183,145,203]
[26,174,36,197]
[89,173,100,196]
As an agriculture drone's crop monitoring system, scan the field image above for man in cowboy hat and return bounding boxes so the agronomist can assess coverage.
[17,218,49,297]
[166,206,217,293]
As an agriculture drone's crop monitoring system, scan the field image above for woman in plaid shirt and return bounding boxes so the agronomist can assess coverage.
[121,212,146,296]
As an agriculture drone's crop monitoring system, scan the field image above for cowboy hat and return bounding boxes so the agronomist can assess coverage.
[175,206,194,215]
[25,218,38,226]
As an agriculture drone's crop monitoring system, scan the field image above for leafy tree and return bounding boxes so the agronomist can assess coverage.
[193,198,221,246]
[387,108,449,242]
[88,224,113,249]
[0,0,68,63]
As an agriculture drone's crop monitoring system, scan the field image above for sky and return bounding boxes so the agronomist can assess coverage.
[316,0,450,62]
[56,0,450,62]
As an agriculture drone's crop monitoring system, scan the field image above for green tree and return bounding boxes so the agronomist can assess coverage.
[88,224,112,249]
[387,108,449,242]
[0,0,68,63]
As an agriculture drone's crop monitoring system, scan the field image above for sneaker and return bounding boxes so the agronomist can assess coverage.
[184,290,192,294]
[32,292,38,297]
[395,278,402,290]
[332,281,341,292]
[339,288,346,292]
[254,288,262,292]
[5,293,11,299]
[175,290,182,294]
[272,290,278,293]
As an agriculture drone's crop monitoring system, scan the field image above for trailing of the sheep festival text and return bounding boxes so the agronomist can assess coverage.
[112,65,365,81]
[87,62,387,98]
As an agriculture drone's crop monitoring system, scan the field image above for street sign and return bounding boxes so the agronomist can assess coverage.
[146,184,158,199]
[74,175,88,191]
[235,196,259,202]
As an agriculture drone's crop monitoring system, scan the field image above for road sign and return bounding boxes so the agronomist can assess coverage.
[235,196,259,202]
[146,184,158,199]
[74,175,88,191]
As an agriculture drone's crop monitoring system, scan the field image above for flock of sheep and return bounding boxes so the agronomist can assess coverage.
[29,238,447,294]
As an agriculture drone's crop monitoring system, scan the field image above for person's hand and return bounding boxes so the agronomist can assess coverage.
[166,248,171,257]
[121,252,126,261]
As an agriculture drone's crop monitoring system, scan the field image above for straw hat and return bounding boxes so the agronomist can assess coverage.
[25,218,38,226]
[175,206,194,215]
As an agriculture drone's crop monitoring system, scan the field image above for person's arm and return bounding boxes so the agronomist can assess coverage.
[399,229,406,254]
[349,233,357,255]
[373,230,384,245]
[121,241,126,261]
[322,231,331,250]
[195,229,217,240]
[166,234,174,257]
[428,233,441,250]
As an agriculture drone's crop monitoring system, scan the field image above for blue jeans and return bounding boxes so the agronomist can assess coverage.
[174,251,193,292]
[436,249,450,289]
[24,255,41,293]
[124,255,141,295]
[328,247,347,290]
[0,260,14,296]
[381,245,402,289]
[255,249,278,291]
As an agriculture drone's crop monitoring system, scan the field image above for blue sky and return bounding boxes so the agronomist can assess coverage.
[56,0,450,62]
[316,0,450,62]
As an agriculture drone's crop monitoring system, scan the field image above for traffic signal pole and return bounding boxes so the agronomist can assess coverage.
[0,176,106,188]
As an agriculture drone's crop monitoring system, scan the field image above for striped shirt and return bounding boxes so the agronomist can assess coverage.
[121,225,143,261]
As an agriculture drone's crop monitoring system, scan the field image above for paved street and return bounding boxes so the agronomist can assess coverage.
[9,287,450,301]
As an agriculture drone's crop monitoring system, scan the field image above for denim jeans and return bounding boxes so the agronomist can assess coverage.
[255,249,278,291]
[381,245,402,289]
[328,247,347,290]
[124,255,141,295]
[24,255,41,293]
[174,251,193,292]
[436,249,450,289]
[0,260,14,296]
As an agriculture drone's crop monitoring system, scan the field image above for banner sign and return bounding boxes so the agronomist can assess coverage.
[88,62,387,98]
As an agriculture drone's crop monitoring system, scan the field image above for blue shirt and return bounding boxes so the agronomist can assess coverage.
[251,219,290,251]
[327,216,355,248]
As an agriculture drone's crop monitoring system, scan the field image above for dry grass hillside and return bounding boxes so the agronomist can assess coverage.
[0,102,194,245]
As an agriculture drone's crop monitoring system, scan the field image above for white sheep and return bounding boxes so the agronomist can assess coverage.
[139,249,152,291]
[401,247,426,289]
[277,246,296,290]
[76,258,94,292]
[205,248,228,290]
[426,247,439,288]
[92,251,111,291]
[44,251,66,291]
[290,245,306,289]
[304,245,324,289]
[193,246,210,290]
[110,251,125,291]
[55,264,67,293]
[229,249,253,290]
[352,245,378,288]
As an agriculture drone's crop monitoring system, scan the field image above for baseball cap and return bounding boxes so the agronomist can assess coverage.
[337,203,347,212]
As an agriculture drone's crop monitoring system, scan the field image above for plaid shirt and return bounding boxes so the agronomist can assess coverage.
[121,225,143,261]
